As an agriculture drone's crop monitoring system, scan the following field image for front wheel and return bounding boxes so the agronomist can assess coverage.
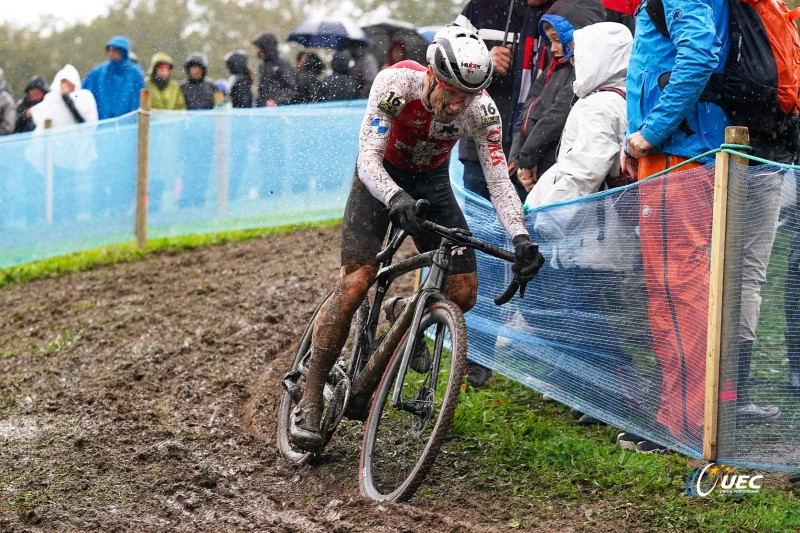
[359,300,467,502]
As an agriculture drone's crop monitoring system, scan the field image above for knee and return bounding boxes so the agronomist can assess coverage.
[446,273,478,313]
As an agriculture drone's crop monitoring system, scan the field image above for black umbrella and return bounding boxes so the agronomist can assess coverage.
[361,19,430,66]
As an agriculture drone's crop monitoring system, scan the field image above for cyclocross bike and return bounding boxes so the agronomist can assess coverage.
[277,200,537,502]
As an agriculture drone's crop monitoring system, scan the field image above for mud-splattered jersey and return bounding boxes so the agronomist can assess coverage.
[356,60,528,238]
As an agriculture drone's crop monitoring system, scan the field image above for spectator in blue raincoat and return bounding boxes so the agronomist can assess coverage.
[83,35,145,120]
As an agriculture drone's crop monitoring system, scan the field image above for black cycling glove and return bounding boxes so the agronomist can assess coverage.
[388,191,422,235]
[511,234,545,282]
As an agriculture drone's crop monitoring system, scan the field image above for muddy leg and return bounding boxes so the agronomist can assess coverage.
[299,263,377,409]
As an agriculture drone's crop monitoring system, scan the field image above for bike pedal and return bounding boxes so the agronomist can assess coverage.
[282,371,304,403]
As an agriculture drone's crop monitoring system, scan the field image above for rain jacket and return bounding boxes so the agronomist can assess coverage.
[626,0,730,161]
[145,52,186,110]
[27,64,99,172]
[82,35,145,119]
[526,22,635,271]
[350,44,379,98]
[509,0,605,172]
[292,53,324,104]
[15,76,49,133]
[252,32,296,106]
[180,52,215,110]
[321,51,358,101]
[0,68,16,135]
[225,50,253,108]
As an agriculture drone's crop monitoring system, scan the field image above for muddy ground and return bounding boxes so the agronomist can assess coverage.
[0,224,715,532]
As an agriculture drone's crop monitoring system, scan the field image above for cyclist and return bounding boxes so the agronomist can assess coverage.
[290,27,543,451]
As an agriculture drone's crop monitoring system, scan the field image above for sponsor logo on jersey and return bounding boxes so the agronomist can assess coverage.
[482,115,500,126]
[487,129,501,144]
[369,117,390,135]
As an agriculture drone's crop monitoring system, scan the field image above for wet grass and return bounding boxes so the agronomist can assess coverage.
[443,376,800,531]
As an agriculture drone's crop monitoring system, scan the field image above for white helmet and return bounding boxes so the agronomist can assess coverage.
[425,26,493,94]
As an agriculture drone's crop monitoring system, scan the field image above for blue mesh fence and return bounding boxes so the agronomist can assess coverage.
[455,158,800,470]
[2,99,798,472]
[0,101,365,269]
[0,113,139,267]
[715,161,800,471]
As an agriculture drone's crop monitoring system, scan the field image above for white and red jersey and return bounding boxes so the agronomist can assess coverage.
[356,60,527,238]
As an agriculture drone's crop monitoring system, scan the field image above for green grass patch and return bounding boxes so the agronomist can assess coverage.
[0,219,340,289]
[448,377,800,531]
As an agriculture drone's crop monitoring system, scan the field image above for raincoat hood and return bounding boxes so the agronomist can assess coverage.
[303,53,324,76]
[539,0,606,58]
[25,75,49,94]
[572,22,631,98]
[331,51,353,75]
[252,32,279,61]
[52,64,83,92]
[148,52,175,78]
[184,52,209,77]
[105,35,131,59]
[225,50,249,75]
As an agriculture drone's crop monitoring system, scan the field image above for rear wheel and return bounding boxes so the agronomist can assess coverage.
[359,300,467,501]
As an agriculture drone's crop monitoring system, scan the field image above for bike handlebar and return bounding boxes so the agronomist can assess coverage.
[375,199,537,306]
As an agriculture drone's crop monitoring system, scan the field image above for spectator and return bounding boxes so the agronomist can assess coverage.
[292,52,325,104]
[524,22,636,423]
[180,52,215,110]
[621,0,731,453]
[381,40,408,70]
[509,0,605,192]
[225,50,253,108]
[346,39,379,98]
[145,53,186,111]
[252,31,296,106]
[454,0,563,387]
[455,0,552,203]
[321,50,358,101]
[177,53,215,208]
[0,67,16,135]
[14,76,49,134]
[82,35,144,120]
[26,64,99,222]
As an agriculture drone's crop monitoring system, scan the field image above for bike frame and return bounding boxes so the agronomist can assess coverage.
[347,220,516,407]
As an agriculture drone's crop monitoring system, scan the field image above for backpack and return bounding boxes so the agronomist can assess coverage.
[647,0,800,134]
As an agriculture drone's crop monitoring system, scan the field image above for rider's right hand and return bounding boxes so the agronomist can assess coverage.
[388,191,422,236]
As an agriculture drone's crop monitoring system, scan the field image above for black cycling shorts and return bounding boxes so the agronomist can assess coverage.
[341,159,477,275]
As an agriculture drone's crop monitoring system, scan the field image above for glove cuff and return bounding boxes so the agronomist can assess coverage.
[388,189,410,208]
[512,234,531,247]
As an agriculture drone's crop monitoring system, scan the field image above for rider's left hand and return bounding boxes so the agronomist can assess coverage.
[512,234,545,282]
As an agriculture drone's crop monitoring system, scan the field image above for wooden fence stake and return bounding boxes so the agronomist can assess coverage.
[44,119,53,224]
[704,126,749,461]
[135,89,151,250]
